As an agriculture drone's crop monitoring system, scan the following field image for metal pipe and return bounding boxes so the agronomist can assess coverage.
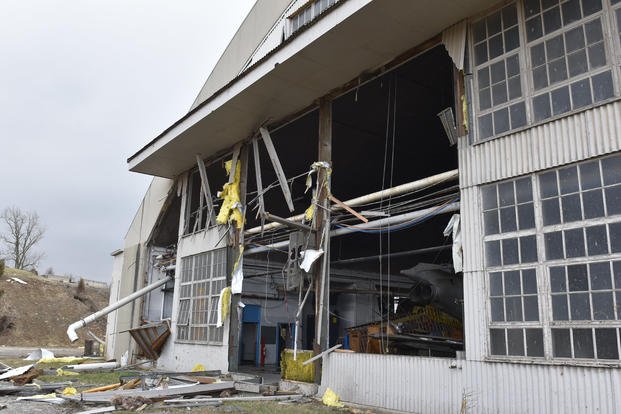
[244,169,458,235]
[331,244,450,265]
[66,276,173,342]
[244,201,460,256]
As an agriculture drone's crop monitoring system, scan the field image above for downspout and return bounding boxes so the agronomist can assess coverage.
[67,275,173,343]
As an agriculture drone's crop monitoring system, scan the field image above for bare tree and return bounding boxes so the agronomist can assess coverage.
[0,207,45,270]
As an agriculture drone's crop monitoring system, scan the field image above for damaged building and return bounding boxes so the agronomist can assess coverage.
[90,0,621,411]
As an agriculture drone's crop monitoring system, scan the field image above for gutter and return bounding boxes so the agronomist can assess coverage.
[66,276,173,343]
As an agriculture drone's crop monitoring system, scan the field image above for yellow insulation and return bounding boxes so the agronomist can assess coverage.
[280,349,314,383]
[216,159,244,229]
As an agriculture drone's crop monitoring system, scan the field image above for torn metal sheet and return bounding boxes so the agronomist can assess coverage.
[299,249,323,272]
[442,20,466,70]
[25,348,54,361]
[127,320,170,360]
[443,214,462,273]
[259,127,295,212]
[16,393,66,404]
[0,364,33,381]
[195,154,216,226]
[9,277,27,285]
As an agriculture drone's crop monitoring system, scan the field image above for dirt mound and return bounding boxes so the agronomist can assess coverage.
[0,269,109,346]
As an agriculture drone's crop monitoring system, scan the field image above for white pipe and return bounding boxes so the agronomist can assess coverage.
[64,362,120,371]
[244,169,458,235]
[67,276,173,342]
[244,201,460,255]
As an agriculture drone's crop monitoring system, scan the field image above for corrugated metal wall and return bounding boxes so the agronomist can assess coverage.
[458,101,621,189]
[322,352,621,413]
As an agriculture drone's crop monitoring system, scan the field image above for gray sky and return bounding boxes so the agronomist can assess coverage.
[0,0,255,281]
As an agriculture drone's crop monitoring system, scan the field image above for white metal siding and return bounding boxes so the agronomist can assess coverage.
[459,101,621,188]
[321,353,621,413]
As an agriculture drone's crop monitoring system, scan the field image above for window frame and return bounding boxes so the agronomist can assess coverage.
[469,0,621,144]
[483,152,621,366]
[176,248,228,345]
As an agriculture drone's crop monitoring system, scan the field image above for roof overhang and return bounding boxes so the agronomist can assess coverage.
[128,0,493,178]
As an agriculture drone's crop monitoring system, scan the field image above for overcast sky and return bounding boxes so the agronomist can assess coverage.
[0,0,255,281]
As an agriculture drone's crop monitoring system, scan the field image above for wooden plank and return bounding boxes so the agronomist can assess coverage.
[259,127,294,212]
[195,154,216,226]
[302,344,342,365]
[329,194,368,223]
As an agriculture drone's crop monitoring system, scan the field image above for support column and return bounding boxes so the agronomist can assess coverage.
[314,97,332,383]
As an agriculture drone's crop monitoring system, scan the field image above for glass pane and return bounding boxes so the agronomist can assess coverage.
[499,182,515,207]
[552,328,572,357]
[582,189,605,219]
[533,92,551,121]
[478,67,490,88]
[518,203,536,229]
[531,43,546,67]
[515,177,533,203]
[526,328,544,357]
[570,293,591,320]
[488,11,502,36]
[561,0,581,25]
[602,155,621,185]
[491,297,505,321]
[565,26,585,53]
[564,228,585,257]
[500,206,517,232]
[507,329,525,356]
[482,184,497,210]
[494,108,510,134]
[559,166,579,194]
[524,0,540,18]
[491,60,506,83]
[522,268,538,294]
[568,264,588,291]
[592,292,614,320]
[610,223,621,253]
[552,294,569,320]
[508,76,522,100]
[503,5,518,28]
[589,262,612,290]
[605,185,621,215]
[550,266,567,292]
[533,65,549,90]
[479,88,492,110]
[505,270,521,295]
[490,329,507,355]
[524,296,539,321]
[502,238,519,265]
[614,261,621,289]
[595,328,619,359]
[506,54,520,77]
[486,240,502,266]
[510,101,527,128]
[490,271,504,296]
[474,20,487,43]
[573,328,594,358]
[475,42,488,66]
[545,231,564,259]
[539,171,558,198]
[588,43,606,69]
[546,34,565,60]
[479,113,494,139]
[585,17,603,43]
[506,296,523,321]
[586,224,608,256]
[551,85,571,115]
[526,16,544,42]
[592,71,613,102]
[561,194,582,223]
[548,58,568,85]
[568,52,589,79]
[520,235,538,263]
[542,198,561,225]
[543,6,562,34]
[484,210,500,235]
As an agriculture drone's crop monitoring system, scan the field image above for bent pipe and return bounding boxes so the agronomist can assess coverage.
[67,275,173,342]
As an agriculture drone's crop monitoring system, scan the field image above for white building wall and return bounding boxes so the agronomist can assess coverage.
[105,251,124,360]
[459,101,621,361]
[321,352,621,413]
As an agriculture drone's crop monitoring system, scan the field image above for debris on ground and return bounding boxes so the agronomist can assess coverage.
[24,348,54,361]
[111,395,152,410]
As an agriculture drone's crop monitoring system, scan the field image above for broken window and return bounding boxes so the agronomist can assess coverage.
[176,248,227,344]
[471,0,618,142]
[287,0,336,36]
[183,160,225,235]
[484,152,621,361]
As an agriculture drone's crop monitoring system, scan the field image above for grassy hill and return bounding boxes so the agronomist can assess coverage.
[0,268,109,347]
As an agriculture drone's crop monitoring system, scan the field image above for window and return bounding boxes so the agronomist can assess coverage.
[483,152,621,362]
[176,249,227,344]
[288,0,336,36]
[470,0,619,142]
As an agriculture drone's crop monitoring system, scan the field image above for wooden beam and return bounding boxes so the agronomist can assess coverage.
[195,154,216,226]
[302,344,342,366]
[329,194,368,223]
[259,127,295,212]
